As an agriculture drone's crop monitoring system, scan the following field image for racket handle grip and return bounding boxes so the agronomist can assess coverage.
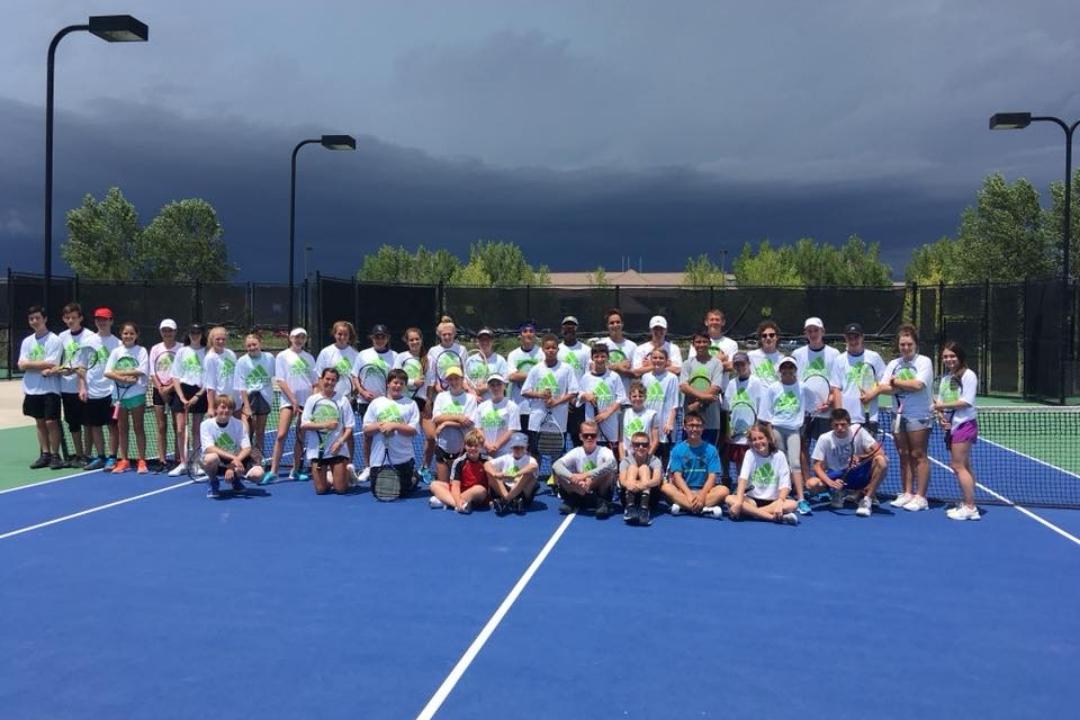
[111,402,121,421]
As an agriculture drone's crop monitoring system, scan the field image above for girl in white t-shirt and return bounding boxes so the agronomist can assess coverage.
[934,341,981,521]
[879,324,935,512]
[725,424,799,525]
[104,322,149,474]
[266,328,317,483]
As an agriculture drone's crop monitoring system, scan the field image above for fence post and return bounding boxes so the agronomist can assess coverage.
[1061,277,1069,406]
[1021,278,1029,399]
[437,281,445,323]
[981,280,991,394]
[314,272,322,347]
[246,282,255,331]
[352,277,360,335]
[72,273,80,306]
[6,267,13,379]
[614,284,620,310]
[936,281,945,358]
[524,284,530,322]
[194,280,202,324]
[708,285,715,310]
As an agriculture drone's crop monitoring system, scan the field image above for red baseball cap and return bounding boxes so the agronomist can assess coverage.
[93,307,113,320]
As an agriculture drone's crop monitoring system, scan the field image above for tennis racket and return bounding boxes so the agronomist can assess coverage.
[591,378,619,444]
[857,362,877,415]
[311,397,341,462]
[608,347,627,366]
[402,356,425,400]
[436,349,464,390]
[465,350,489,393]
[893,360,913,415]
[803,374,831,415]
[688,373,713,411]
[936,373,962,427]
[436,419,466,456]
[359,363,388,400]
[729,400,757,441]
[112,355,139,420]
[537,411,566,488]
[154,349,176,391]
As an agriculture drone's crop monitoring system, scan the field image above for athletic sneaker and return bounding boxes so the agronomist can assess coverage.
[112,459,131,474]
[167,463,187,477]
[49,455,64,470]
[456,501,472,514]
[903,495,929,512]
[258,472,276,486]
[623,504,638,524]
[230,478,245,494]
[207,480,221,498]
[417,467,433,485]
[595,500,612,519]
[704,506,724,520]
[66,456,84,469]
[558,501,575,515]
[136,460,149,474]
[30,454,51,470]
[295,471,310,482]
[946,504,981,521]
[356,467,371,484]
[83,456,106,471]
[104,456,117,471]
[796,499,812,515]
[638,505,652,526]
[493,499,507,515]
[781,512,800,526]
[513,497,527,515]
[856,496,873,517]
[429,496,446,510]
[891,492,914,508]
[670,503,683,515]
[829,490,845,509]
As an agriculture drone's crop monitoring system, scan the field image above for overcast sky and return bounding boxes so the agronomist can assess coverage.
[2,0,1078,280]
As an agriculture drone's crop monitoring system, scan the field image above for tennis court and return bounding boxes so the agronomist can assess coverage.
[1,403,1078,719]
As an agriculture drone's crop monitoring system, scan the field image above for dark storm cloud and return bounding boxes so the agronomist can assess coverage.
[0,96,966,279]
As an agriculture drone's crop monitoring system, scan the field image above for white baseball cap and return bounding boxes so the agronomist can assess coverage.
[649,315,668,329]
[289,327,308,338]
[487,373,507,384]
[159,319,177,331]
[804,317,824,330]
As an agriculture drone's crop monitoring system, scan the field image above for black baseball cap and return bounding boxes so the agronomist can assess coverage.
[370,324,390,336]
[844,323,864,336]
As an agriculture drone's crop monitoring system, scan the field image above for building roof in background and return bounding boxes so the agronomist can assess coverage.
[547,269,734,287]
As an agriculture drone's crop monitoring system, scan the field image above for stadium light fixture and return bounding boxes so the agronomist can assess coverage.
[289,135,357,330]
[43,15,149,318]
[990,110,1080,403]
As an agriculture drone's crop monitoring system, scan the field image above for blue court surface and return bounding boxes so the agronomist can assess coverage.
[1,443,1078,719]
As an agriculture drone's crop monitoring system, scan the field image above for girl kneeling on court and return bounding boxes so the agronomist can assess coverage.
[485,433,539,515]
[934,342,980,521]
[104,322,149,474]
[726,423,800,525]
[300,368,355,495]
[430,429,489,512]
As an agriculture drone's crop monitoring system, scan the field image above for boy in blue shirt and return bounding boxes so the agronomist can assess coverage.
[661,411,729,517]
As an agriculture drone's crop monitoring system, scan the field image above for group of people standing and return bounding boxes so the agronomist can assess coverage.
[18,304,981,521]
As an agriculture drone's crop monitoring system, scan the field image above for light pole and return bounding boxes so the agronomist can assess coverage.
[289,135,355,330]
[44,15,148,317]
[991,111,1080,403]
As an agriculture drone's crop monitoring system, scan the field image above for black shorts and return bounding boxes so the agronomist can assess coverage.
[315,454,348,469]
[152,386,185,412]
[435,446,463,466]
[61,392,84,431]
[180,384,208,414]
[24,393,62,421]
[83,396,113,428]
[567,403,586,446]
[412,397,427,414]
[248,392,271,417]
[210,456,255,475]
[353,401,369,420]
[804,416,832,443]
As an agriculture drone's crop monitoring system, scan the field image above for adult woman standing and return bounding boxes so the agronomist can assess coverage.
[880,324,934,511]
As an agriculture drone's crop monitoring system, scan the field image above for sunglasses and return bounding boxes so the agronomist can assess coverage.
[580,433,597,439]
[760,332,777,338]
[632,441,649,448]
[685,425,704,430]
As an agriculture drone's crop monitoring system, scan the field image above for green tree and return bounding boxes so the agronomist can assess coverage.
[905,237,960,284]
[62,187,141,280]
[355,240,550,286]
[468,240,545,286]
[139,199,234,281]
[357,245,416,282]
[732,240,802,286]
[833,235,892,286]
[681,253,726,287]
[586,265,610,287]
[450,259,492,286]
[415,248,460,284]
[1046,168,1080,278]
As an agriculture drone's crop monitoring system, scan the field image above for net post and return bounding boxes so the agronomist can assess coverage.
[1061,276,1069,406]
[908,281,918,326]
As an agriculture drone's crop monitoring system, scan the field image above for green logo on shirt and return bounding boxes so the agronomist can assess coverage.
[646,381,665,404]
[376,403,404,423]
[181,354,202,375]
[215,431,238,452]
[583,459,597,472]
[334,357,352,376]
[625,416,645,434]
[750,462,776,489]
[403,358,421,380]
[289,357,310,377]
[221,357,235,381]
[754,359,778,383]
[538,372,559,393]
[245,364,270,389]
[805,357,827,379]
[480,409,504,429]
[896,365,916,382]
[29,343,45,361]
[312,403,339,423]
[562,350,582,371]
[594,381,614,406]
[773,390,799,415]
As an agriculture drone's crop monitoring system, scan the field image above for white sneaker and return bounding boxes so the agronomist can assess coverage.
[429,496,445,510]
[194,464,207,479]
[947,504,981,521]
[890,492,914,508]
[781,512,800,526]
[856,496,873,517]
[167,463,186,477]
[704,506,724,520]
[456,501,472,514]
[903,495,929,512]
[829,490,844,509]
[670,504,682,515]
[357,467,371,484]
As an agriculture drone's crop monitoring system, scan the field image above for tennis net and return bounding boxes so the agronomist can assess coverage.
[875,406,1080,508]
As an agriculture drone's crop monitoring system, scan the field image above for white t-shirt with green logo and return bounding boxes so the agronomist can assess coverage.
[621,406,658,457]
[722,375,768,446]
[883,354,934,419]
[747,349,784,388]
[739,449,791,501]
[235,352,276,407]
[488,452,537,488]
[314,344,359,400]
[577,370,626,441]
[760,381,806,431]
[275,348,317,407]
[175,346,207,387]
[680,356,724,430]
[811,427,878,473]
[363,395,421,465]
[432,389,478,453]
[596,337,638,396]
[506,345,542,410]
[301,394,355,461]
[425,343,467,387]
[792,344,840,418]
[203,348,238,400]
[553,444,617,479]
[19,331,63,395]
[641,370,680,442]
[937,368,978,428]
[355,346,396,399]
[57,328,100,395]
[472,397,520,456]
[84,334,116,401]
[394,351,429,402]
[200,416,251,457]
[832,350,886,424]
[632,340,683,369]
[558,341,591,381]
[521,361,579,432]
[105,344,149,396]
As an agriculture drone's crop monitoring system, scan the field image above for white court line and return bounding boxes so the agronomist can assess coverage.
[416,512,577,720]
[881,431,1080,547]
[0,467,100,495]
[0,480,193,541]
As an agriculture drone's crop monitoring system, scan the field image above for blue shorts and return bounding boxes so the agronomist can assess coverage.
[827,460,872,490]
